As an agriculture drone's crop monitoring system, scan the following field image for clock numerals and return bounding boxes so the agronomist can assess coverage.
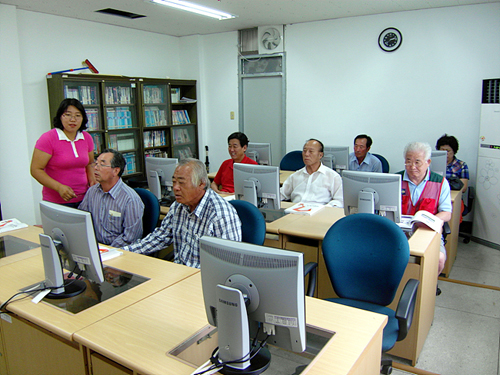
[383,33,398,47]
[378,28,402,52]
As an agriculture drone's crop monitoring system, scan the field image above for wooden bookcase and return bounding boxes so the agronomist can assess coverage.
[47,74,198,181]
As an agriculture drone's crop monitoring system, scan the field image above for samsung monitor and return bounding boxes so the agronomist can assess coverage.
[200,236,305,374]
[246,142,272,166]
[430,150,447,177]
[322,146,349,173]
[39,201,104,299]
[145,157,178,203]
[342,170,402,223]
[233,163,280,210]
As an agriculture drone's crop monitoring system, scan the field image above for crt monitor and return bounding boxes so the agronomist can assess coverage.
[200,236,305,374]
[430,150,447,177]
[39,201,104,299]
[322,146,349,172]
[145,157,178,202]
[233,163,280,210]
[246,142,272,166]
[342,170,402,223]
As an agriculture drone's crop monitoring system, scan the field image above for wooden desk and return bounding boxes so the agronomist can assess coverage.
[74,273,387,375]
[208,169,294,186]
[268,208,441,365]
[442,190,462,277]
[0,226,42,267]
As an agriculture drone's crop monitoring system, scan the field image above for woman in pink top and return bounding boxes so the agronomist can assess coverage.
[31,98,96,208]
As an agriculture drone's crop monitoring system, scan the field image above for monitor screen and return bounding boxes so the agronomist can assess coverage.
[342,170,402,223]
[145,157,178,202]
[323,146,349,172]
[234,163,280,210]
[246,142,272,166]
[430,150,447,177]
[200,236,305,373]
[39,201,104,298]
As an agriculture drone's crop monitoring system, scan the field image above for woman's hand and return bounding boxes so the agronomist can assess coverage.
[57,185,77,201]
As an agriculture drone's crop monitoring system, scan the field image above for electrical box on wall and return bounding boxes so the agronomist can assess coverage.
[258,25,284,55]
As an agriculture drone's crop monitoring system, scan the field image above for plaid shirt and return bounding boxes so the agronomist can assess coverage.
[446,157,469,180]
[123,189,241,268]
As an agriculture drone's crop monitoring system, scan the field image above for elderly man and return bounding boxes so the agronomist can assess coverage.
[280,139,343,207]
[348,134,383,172]
[79,149,144,248]
[398,141,452,275]
[123,158,242,268]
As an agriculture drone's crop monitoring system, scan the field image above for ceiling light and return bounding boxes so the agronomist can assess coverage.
[150,0,237,20]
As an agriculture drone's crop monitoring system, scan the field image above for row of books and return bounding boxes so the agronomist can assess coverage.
[64,85,98,105]
[176,146,194,160]
[145,106,167,127]
[107,107,133,129]
[172,110,191,125]
[173,128,192,145]
[105,86,132,105]
[108,133,136,151]
[86,108,100,131]
[122,152,137,175]
[145,149,168,158]
[90,133,102,154]
[144,86,165,104]
[144,130,167,148]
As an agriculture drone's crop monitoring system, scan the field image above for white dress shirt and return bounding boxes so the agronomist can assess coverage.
[280,163,343,207]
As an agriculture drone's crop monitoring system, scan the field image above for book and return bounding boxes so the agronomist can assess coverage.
[0,218,28,234]
[397,211,444,233]
[284,202,325,216]
[99,246,123,262]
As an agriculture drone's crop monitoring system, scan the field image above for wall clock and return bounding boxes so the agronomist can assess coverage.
[378,27,402,52]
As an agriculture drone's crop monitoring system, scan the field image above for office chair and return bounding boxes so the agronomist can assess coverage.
[373,153,390,173]
[322,213,419,374]
[134,188,160,238]
[459,186,475,244]
[279,151,304,171]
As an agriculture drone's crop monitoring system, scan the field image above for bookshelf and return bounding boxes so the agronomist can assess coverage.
[47,74,198,181]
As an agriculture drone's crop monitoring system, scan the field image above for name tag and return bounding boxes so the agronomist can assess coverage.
[109,210,122,218]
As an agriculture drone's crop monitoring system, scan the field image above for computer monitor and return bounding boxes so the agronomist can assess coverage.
[200,236,305,374]
[430,150,447,177]
[322,146,349,173]
[246,142,272,166]
[342,170,402,223]
[234,163,280,210]
[39,201,104,299]
[145,157,178,202]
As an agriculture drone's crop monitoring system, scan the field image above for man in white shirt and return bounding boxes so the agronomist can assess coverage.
[280,139,343,207]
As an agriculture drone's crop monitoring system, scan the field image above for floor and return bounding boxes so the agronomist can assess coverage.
[391,238,500,375]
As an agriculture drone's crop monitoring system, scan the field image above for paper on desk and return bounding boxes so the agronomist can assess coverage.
[223,195,236,201]
[99,246,123,261]
[0,218,28,234]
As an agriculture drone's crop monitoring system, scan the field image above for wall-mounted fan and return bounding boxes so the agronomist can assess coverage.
[258,25,284,54]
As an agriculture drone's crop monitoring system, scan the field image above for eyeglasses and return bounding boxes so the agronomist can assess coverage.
[62,113,83,120]
[92,162,113,169]
[405,160,425,168]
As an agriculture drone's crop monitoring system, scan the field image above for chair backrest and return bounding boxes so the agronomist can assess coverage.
[134,188,160,238]
[322,213,409,306]
[372,153,390,173]
[279,151,305,171]
[229,200,266,246]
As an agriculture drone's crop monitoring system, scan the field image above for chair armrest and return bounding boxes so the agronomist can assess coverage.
[442,221,451,244]
[395,278,419,341]
[304,262,318,297]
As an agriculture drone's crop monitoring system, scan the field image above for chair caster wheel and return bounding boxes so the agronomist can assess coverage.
[381,364,392,374]
[463,237,470,244]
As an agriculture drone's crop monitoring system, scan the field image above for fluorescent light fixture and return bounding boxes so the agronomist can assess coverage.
[151,0,237,20]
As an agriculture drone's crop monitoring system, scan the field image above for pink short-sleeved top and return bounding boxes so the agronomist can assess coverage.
[35,128,94,204]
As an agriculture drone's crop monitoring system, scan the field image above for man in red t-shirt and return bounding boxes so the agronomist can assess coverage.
[211,132,258,193]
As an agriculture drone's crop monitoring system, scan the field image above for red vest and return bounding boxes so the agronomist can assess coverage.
[398,171,444,215]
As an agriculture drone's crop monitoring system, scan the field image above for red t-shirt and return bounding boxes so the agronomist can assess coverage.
[213,155,258,193]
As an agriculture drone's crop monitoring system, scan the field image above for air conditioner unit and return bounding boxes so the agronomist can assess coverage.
[258,25,284,55]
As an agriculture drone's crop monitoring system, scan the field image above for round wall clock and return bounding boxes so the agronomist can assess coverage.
[378,28,402,52]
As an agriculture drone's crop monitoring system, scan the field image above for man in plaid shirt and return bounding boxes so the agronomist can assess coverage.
[123,158,241,268]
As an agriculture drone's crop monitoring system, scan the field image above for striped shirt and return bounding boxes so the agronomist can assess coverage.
[79,179,144,248]
[123,189,242,268]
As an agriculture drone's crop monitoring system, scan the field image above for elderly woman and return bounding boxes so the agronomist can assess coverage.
[436,134,469,192]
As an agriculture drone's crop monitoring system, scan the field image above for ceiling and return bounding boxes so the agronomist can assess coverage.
[1,0,498,37]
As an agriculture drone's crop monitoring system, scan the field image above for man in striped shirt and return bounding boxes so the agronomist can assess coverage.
[79,149,144,248]
[123,158,242,268]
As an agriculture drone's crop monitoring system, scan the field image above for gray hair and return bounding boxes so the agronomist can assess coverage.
[177,158,209,190]
[403,142,432,161]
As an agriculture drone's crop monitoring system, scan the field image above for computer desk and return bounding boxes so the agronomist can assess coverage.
[0,227,387,375]
[208,169,294,185]
[265,207,441,366]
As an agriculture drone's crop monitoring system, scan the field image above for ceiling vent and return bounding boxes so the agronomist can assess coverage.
[96,8,146,19]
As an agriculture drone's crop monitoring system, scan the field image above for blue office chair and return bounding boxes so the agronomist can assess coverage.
[321,213,419,374]
[279,151,304,171]
[373,153,390,173]
[134,188,160,238]
[229,199,266,246]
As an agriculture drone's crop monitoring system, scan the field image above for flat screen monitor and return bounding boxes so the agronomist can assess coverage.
[430,150,447,177]
[145,157,178,202]
[342,170,402,223]
[246,142,272,166]
[200,236,305,373]
[234,163,280,210]
[323,146,349,173]
[39,201,104,299]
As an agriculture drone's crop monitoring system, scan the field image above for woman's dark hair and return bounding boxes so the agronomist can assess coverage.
[228,132,250,148]
[53,98,88,131]
[436,134,459,154]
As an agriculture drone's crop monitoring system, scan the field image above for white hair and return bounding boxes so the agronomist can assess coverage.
[404,142,431,160]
